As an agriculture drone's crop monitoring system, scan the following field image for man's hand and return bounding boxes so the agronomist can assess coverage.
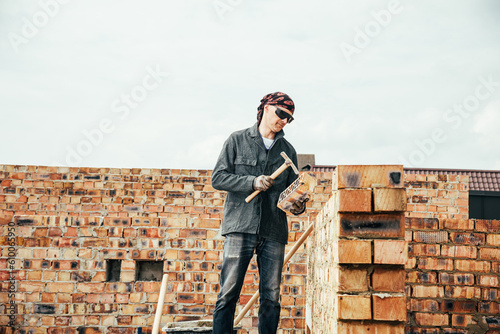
[253,175,275,192]
[290,196,310,215]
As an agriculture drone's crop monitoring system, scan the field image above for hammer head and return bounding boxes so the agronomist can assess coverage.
[280,152,300,175]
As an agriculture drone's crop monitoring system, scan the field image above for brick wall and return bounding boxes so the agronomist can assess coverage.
[406,173,469,220]
[0,165,331,334]
[406,217,500,333]
[405,174,499,333]
[1,164,498,334]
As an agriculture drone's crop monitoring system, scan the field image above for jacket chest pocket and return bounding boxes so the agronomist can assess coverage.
[234,156,258,175]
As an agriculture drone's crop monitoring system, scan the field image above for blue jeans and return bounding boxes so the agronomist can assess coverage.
[212,233,286,334]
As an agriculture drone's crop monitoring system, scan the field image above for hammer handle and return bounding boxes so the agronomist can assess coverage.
[245,163,290,203]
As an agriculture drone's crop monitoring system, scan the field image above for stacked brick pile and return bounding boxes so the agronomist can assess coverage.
[306,165,408,333]
[0,165,332,334]
[406,217,500,332]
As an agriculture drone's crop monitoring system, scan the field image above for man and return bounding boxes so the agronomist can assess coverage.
[211,92,308,334]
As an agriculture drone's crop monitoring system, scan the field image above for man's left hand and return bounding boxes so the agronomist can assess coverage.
[290,196,309,215]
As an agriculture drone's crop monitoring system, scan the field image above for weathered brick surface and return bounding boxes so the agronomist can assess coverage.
[372,268,405,292]
[307,165,408,333]
[338,239,372,264]
[373,295,406,321]
[333,165,404,189]
[2,166,498,334]
[373,188,407,212]
[373,239,408,265]
[0,165,332,334]
[406,172,499,333]
[337,189,371,212]
[339,213,405,238]
[338,295,371,320]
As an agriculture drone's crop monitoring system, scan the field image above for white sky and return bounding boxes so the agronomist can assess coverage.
[1,0,499,170]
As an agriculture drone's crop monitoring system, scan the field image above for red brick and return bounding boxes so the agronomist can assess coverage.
[406,217,439,230]
[374,240,407,265]
[338,295,371,320]
[410,299,439,312]
[338,267,369,292]
[337,189,371,212]
[131,217,159,226]
[441,245,477,258]
[412,285,445,298]
[452,314,475,327]
[373,188,406,212]
[179,229,208,239]
[337,321,404,334]
[407,271,438,284]
[418,258,453,271]
[338,239,371,264]
[439,273,474,285]
[103,218,131,226]
[413,231,448,243]
[455,259,491,273]
[409,243,440,256]
[487,234,500,246]
[373,295,406,321]
[441,218,474,230]
[334,165,403,189]
[415,313,448,326]
[480,248,500,261]
[178,251,205,261]
[450,232,485,245]
[475,219,500,232]
[482,288,500,301]
[440,300,476,313]
[130,249,157,260]
[478,275,500,287]
[177,293,204,304]
[338,213,404,238]
[444,286,481,299]
[372,268,405,292]
[480,302,500,314]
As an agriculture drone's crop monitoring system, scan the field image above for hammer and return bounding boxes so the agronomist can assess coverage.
[245,152,299,203]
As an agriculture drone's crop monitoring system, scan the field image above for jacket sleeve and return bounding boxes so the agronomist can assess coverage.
[286,148,300,188]
[211,134,256,194]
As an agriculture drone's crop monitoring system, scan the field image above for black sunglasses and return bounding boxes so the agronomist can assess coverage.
[274,106,294,124]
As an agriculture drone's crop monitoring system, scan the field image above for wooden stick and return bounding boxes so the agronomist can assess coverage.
[233,223,314,326]
[152,274,169,334]
[245,163,291,203]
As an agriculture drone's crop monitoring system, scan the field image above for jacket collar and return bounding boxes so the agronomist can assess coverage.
[249,122,285,140]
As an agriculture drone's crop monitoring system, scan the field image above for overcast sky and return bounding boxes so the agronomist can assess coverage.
[1,0,499,171]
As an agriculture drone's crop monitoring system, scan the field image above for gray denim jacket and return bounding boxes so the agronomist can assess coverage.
[212,123,298,244]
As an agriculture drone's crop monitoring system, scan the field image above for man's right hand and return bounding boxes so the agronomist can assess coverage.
[253,175,275,191]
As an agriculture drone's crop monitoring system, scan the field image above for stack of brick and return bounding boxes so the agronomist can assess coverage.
[306,165,408,333]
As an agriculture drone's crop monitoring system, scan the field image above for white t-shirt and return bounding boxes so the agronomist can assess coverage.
[262,137,274,150]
